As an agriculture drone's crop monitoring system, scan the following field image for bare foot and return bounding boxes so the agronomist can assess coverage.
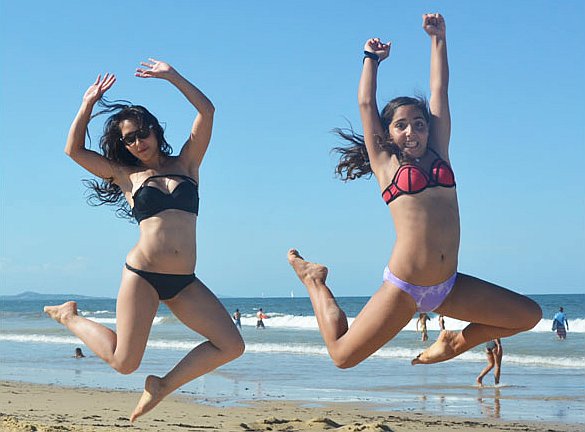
[411,330,461,365]
[287,249,328,285]
[476,377,484,387]
[43,301,78,325]
[130,375,166,423]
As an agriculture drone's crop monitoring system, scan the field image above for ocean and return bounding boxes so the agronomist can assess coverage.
[1,293,584,424]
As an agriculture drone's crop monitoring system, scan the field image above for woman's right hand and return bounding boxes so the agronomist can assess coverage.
[364,38,391,63]
[82,73,116,106]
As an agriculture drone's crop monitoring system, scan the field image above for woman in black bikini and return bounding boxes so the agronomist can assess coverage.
[44,59,244,422]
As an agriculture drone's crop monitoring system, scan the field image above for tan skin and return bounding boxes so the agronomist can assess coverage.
[476,339,503,386]
[44,59,244,422]
[416,313,430,342]
[288,13,542,369]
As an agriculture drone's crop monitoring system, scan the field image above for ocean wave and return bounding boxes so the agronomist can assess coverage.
[80,309,111,316]
[240,315,585,333]
[83,316,166,325]
[3,334,583,368]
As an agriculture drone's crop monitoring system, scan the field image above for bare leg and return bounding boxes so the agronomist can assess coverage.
[288,249,416,368]
[493,348,503,385]
[476,351,495,386]
[412,273,541,365]
[130,277,244,422]
[44,268,159,373]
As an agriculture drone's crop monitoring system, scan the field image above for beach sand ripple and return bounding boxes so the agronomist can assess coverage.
[1,381,582,432]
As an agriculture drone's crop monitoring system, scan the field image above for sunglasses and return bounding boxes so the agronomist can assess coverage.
[120,125,153,146]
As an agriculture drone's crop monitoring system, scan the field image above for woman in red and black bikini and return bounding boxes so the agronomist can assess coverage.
[288,13,541,369]
[44,59,244,421]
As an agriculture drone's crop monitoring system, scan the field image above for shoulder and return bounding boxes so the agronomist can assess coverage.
[171,156,199,181]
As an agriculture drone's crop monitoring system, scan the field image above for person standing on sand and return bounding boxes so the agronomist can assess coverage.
[476,338,503,386]
[287,13,541,370]
[44,59,244,422]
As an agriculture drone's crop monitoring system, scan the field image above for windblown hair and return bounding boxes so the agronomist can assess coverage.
[332,96,430,181]
[82,100,172,220]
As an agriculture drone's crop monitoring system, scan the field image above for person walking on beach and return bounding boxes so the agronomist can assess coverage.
[256,308,267,329]
[438,314,445,331]
[476,338,503,386]
[552,307,569,340]
[233,309,242,330]
[287,13,541,370]
[416,313,431,342]
[43,59,244,422]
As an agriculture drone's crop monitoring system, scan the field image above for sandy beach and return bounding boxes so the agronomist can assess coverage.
[1,381,580,432]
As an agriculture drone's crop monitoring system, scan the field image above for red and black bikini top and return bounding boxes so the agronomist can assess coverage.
[381,148,456,205]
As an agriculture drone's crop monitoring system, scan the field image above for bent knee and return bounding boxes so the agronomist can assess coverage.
[519,300,543,331]
[111,358,141,375]
[330,349,362,370]
[228,337,245,360]
[218,335,245,361]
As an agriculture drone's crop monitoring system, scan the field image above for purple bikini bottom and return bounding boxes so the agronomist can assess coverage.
[383,267,457,312]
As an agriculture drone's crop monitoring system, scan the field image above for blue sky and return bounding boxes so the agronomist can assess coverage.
[1,0,584,298]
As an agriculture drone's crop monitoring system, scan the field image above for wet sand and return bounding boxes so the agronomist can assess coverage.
[0,381,580,432]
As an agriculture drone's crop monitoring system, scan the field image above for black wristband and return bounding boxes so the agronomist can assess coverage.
[363,51,380,64]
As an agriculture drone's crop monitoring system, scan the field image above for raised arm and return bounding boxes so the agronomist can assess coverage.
[359,38,392,179]
[136,59,215,173]
[423,13,451,157]
[65,74,121,180]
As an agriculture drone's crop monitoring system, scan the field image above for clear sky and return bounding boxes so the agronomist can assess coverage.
[1,0,584,298]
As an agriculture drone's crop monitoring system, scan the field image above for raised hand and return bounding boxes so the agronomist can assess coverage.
[82,73,116,106]
[364,38,391,63]
[422,13,446,38]
[135,58,176,80]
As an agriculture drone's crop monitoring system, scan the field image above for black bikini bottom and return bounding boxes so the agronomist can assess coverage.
[125,263,196,300]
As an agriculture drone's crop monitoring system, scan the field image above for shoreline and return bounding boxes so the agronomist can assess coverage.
[1,380,581,432]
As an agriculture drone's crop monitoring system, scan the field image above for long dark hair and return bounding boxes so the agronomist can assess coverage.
[83,100,173,220]
[332,96,430,181]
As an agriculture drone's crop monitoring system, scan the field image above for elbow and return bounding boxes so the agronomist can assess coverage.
[202,102,215,117]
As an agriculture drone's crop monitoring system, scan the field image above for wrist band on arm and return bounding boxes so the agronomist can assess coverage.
[363,51,380,64]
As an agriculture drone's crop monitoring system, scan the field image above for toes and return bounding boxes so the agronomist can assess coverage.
[288,248,302,259]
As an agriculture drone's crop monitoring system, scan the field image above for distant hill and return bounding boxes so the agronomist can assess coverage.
[0,291,235,300]
[0,291,113,300]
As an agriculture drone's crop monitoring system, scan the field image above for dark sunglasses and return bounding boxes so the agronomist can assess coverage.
[120,125,153,146]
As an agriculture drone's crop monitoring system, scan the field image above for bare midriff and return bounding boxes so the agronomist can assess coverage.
[126,210,197,274]
[388,187,460,285]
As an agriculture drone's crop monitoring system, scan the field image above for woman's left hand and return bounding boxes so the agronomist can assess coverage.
[422,13,446,38]
[135,58,177,79]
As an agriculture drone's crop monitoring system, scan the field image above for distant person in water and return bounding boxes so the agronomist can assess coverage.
[552,307,569,340]
[476,339,503,386]
[256,308,268,329]
[416,313,431,342]
[233,309,242,330]
[287,13,541,370]
[43,59,244,422]
[74,347,86,358]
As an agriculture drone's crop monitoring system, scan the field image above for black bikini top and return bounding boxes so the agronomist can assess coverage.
[131,174,199,223]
